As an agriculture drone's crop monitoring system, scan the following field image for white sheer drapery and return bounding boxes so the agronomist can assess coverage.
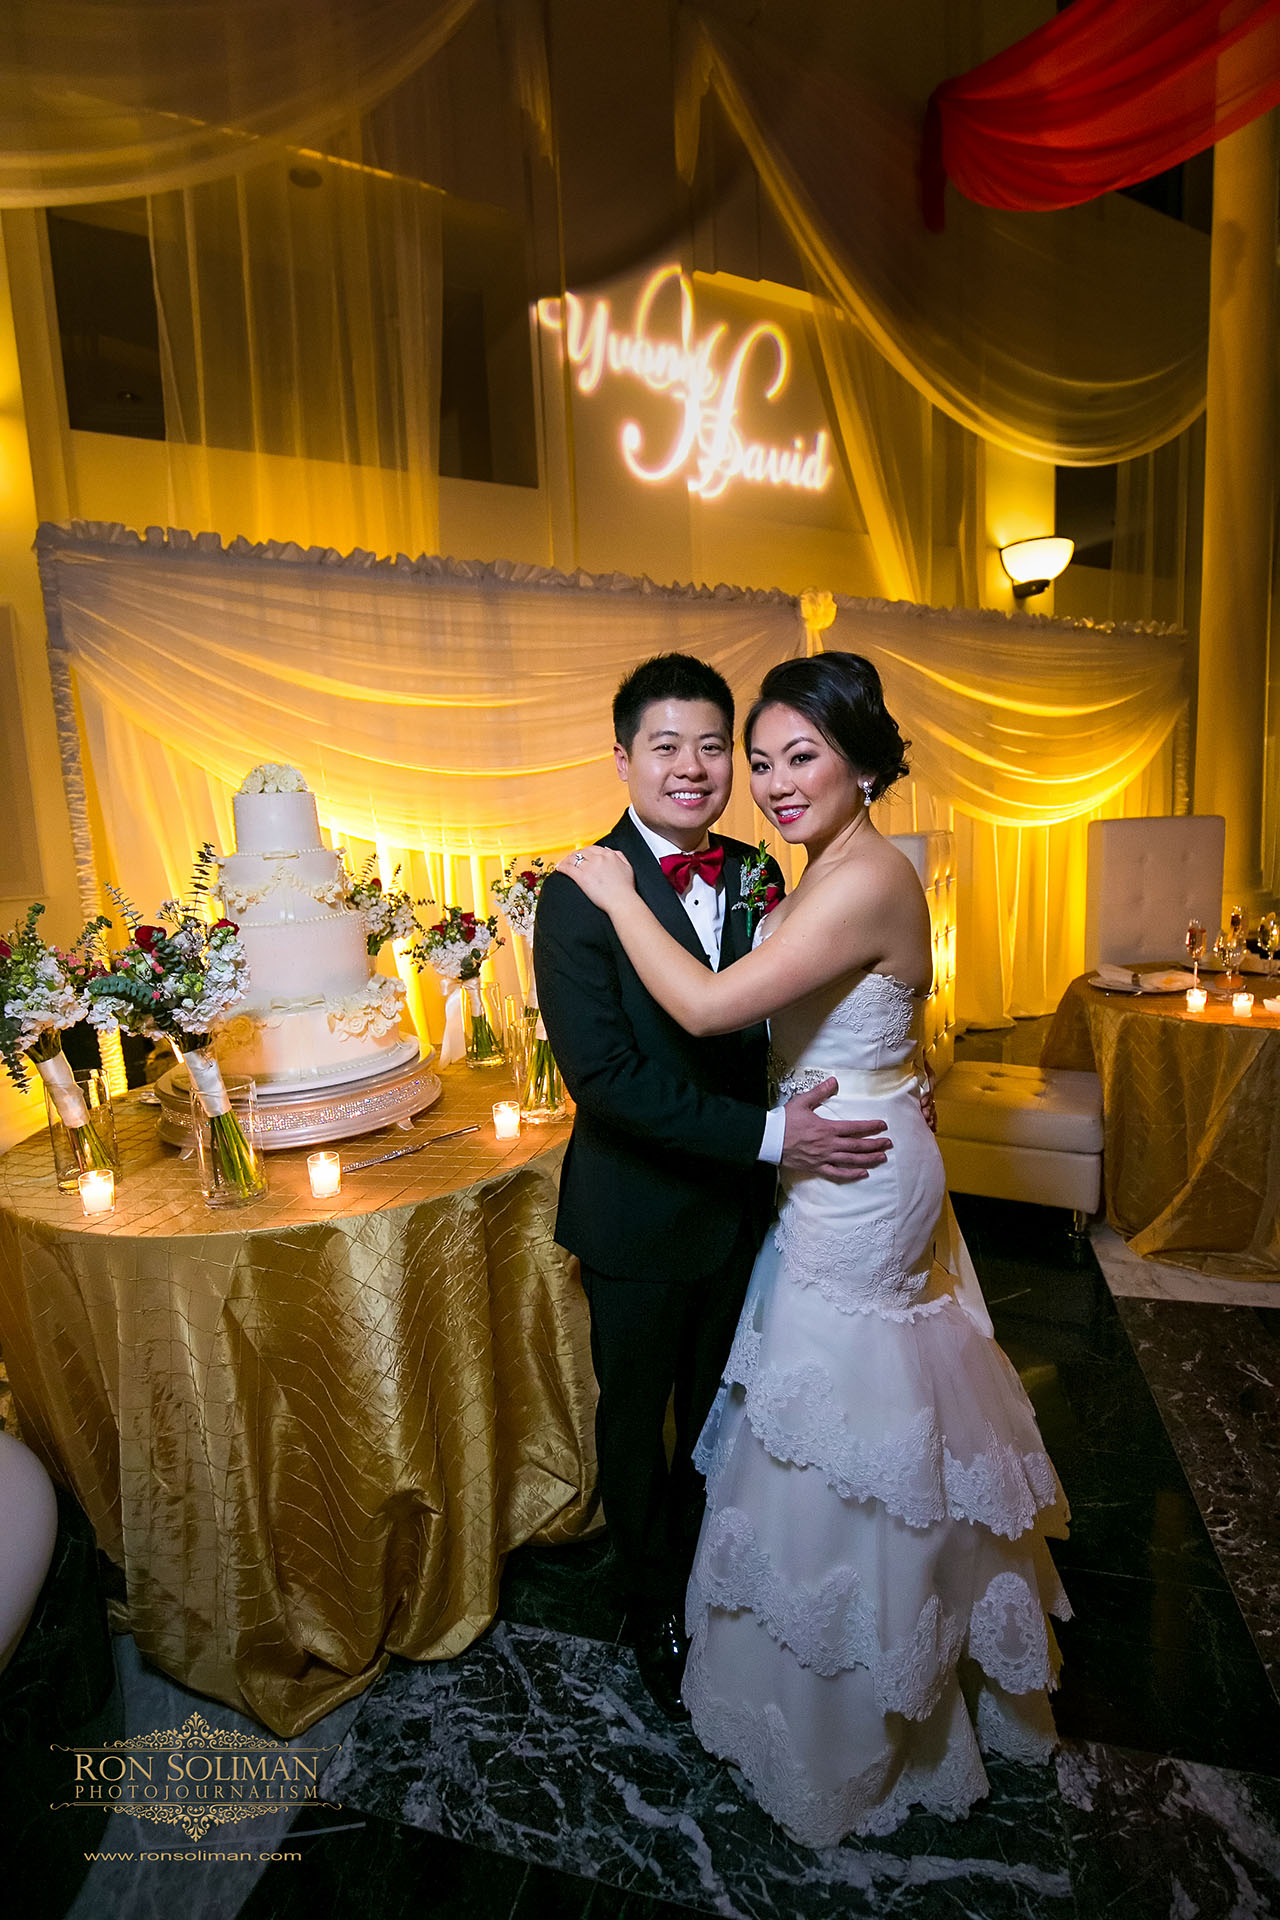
[677,14,1209,464]
[149,147,443,559]
[807,291,1193,1023]
[0,0,477,205]
[37,522,1187,1033]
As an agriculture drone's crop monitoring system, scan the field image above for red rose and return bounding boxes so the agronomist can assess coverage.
[212,917,239,934]
[432,921,447,935]
[763,884,782,915]
[519,870,539,888]
[462,925,476,941]
[0,938,10,960]
[460,911,477,925]
[134,925,163,951]
[369,878,382,892]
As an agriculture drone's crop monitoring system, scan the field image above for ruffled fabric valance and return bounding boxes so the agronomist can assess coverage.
[0,0,476,205]
[676,14,1210,463]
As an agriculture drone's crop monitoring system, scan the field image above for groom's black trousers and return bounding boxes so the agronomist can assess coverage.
[579,1211,762,1618]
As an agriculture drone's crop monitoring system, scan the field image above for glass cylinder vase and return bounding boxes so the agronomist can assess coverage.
[518,1011,567,1125]
[42,1064,119,1193]
[462,980,506,1069]
[186,1055,268,1209]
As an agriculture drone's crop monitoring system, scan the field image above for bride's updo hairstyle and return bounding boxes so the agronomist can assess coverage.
[744,652,910,801]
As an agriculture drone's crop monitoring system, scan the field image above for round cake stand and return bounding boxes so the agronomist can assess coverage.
[156,1049,443,1150]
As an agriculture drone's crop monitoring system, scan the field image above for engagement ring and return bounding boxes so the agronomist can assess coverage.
[573,851,585,866]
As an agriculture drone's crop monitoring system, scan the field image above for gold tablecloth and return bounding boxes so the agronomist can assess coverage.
[1042,976,1280,1277]
[0,1068,597,1735]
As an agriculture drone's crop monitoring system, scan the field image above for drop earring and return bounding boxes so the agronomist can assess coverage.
[859,778,875,805]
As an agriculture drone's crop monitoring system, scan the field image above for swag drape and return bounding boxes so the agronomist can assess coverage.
[925,0,1280,226]
[36,522,1187,1031]
[676,15,1210,464]
[0,0,477,205]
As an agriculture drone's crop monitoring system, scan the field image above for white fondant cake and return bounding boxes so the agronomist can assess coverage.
[214,768,418,1090]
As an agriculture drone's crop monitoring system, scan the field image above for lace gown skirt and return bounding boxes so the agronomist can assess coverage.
[682,974,1070,1846]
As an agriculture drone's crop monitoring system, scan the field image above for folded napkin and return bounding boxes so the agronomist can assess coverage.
[1264,998,1280,1015]
[1090,964,1198,993]
[1091,963,1141,989]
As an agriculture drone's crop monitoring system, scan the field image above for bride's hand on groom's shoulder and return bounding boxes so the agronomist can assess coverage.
[557,845,636,910]
[780,1079,892,1182]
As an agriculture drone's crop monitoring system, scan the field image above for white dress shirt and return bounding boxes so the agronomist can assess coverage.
[628,807,785,1165]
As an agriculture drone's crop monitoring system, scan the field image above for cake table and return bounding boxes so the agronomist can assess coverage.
[0,1067,597,1736]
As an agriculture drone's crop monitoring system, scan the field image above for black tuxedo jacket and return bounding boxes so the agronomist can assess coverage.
[533,812,779,1282]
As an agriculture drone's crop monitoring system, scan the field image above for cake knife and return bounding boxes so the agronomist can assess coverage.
[343,1123,483,1171]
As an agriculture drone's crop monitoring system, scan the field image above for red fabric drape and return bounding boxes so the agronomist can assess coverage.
[924,0,1280,228]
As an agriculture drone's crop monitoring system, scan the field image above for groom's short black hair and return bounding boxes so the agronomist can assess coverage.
[612,654,735,752]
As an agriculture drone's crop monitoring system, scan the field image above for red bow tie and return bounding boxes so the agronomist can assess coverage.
[659,845,725,895]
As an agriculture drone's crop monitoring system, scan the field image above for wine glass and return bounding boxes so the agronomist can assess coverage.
[1258,912,1280,978]
[1185,917,1206,984]
[1222,909,1247,988]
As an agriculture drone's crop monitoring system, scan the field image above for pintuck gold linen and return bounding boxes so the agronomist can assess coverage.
[1042,977,1280,1277]
[0,1068,598,1735]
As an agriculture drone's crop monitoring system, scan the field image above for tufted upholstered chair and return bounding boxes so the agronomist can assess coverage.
[888,831,1103,1227]
[1084,815,1225,969]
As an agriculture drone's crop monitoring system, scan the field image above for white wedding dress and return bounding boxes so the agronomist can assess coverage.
[682,961,1071,1846]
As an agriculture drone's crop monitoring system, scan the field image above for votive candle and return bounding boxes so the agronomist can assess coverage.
[78,1169,115,1217]
[493,1101,521,1140]
[1185,986,1207,1013]
[307,1150,342,1198]
[1232,991,1254,1018]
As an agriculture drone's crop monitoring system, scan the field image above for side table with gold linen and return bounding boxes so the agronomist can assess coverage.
[1042,975,1280,1277]
[0,1066,597,1736]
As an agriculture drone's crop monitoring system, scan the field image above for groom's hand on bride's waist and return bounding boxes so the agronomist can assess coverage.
[780,1079,891,1182]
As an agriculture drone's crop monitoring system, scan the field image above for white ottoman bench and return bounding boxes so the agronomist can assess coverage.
[933,1060,1104,1227]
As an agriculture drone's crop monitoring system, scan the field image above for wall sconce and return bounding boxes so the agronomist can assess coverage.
[999,536,1074,600]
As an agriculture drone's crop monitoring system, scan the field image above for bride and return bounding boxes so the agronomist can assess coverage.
[559,651,1070,1846]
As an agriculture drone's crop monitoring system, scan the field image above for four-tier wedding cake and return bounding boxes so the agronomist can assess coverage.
[213,765,419,1090]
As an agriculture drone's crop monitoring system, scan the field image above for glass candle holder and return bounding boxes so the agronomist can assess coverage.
[1185,986,1207,1012]
[77,1168,115,1217]
[493,1100,521,1140]
[1232,991,1254,1017]
[307,1150,342,1198]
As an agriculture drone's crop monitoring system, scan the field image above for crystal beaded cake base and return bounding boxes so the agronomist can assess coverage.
[156,1050,442,1151]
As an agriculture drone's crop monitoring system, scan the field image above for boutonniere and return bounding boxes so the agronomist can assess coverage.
[733,839,782,941]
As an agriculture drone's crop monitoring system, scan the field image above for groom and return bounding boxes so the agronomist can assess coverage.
[534,653,892,1720]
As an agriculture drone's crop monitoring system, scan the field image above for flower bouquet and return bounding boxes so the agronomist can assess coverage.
[492,859,565,1123]
[346,857,431,958]
[85,848,266,1207]
[412,906,504,1068]
[0,903,120,1188]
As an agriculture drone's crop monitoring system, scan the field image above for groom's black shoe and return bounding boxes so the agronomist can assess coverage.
[626,1609,690,1722]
